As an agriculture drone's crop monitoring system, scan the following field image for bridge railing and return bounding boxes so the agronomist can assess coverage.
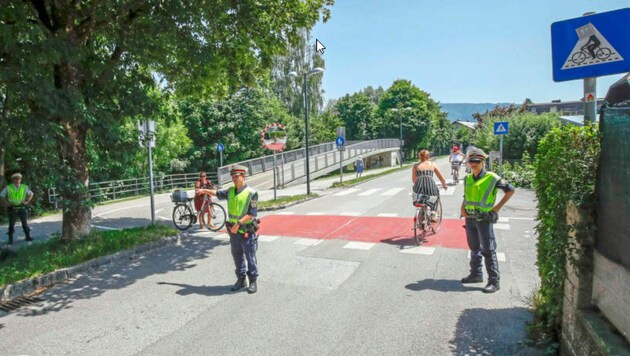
[47,172,218,208]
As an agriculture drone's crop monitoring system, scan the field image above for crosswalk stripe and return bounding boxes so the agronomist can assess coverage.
[257,235,280,242]
[377,213,398,217]
[307,212,325,216]
[382,187,405,196]
[358,188,381,196]
[401,246,435,255]
[276,211,295,215]
[343,241,376,250]
[497,252,506,262]
[333,188,360,196]
[494,223,510,230]
[215,233,229,239]
[498,217,509,223]
[340,212,361,216]
[294,238,323,246]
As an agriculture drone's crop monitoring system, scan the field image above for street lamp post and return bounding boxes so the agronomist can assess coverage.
[392,107,411,167]
[288,67,324,195]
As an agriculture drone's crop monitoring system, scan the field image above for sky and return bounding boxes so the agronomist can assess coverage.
[312,0,630,104]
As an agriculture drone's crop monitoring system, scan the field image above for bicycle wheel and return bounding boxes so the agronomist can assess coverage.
[596,47,611,60]
[202,203,227,232]
[571,51,586,64]
[430,199,443,234]
[414,208,428,245]
[172,204,194,231]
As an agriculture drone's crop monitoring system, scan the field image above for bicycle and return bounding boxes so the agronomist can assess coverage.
[451,161,462,184]
[171,190,226,231]
[412,193,443,245]
[571,46,611,65]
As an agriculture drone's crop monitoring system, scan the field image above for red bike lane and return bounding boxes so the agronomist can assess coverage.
[258,215,469,249]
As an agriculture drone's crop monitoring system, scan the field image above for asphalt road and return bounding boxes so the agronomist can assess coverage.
[0,157,542,355]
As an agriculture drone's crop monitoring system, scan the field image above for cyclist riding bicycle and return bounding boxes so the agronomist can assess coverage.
[412,150,448,217]
[449,147,466,182]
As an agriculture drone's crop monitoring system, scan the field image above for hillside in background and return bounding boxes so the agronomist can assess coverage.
[440,103,514,122]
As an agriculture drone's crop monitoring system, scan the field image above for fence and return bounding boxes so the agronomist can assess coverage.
[47,172,217,208]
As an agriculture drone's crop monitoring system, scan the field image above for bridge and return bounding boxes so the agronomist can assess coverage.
[217,139,402,189]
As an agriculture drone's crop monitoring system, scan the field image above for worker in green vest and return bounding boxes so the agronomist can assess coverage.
[460,149,515,293]
[0,173,34,244]
[206,164,259,294]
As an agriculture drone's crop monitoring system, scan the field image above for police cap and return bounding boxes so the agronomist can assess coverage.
[11,173,23,180]
[466,148,488,159]
[230,164,248,176]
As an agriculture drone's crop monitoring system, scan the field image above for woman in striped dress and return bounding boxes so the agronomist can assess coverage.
[412,150,448,201]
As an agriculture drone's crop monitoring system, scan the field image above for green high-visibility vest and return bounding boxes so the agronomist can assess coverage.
[464,172,499,213]
[7,184,28,206]
[228,186,256,233]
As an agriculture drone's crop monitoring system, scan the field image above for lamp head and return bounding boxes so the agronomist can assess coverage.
[287,71,298,78]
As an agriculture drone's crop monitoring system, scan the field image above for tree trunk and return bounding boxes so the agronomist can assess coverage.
[58,121,92,242]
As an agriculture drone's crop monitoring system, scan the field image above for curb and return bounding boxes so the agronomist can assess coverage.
[0,234,185,303]
[258,195,321,211]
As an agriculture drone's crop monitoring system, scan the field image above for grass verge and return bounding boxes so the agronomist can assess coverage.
[331,165,410,188]
[0,224,178,288]
[258,194,318,210]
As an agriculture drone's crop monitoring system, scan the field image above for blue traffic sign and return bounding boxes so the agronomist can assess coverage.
[552,8,630,82]
[217,143,224,152]
[494,122,509,135]
[335,136,345,147]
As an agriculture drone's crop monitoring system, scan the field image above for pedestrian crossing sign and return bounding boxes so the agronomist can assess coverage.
[494,122,508,135]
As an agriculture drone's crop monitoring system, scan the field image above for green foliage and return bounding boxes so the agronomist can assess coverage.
[501,152,535,189]
[475,112,562,159]
[531,124,600,343]
[0,224,178,287]
[335,92,376,140]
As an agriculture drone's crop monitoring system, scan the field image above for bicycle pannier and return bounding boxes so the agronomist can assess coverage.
[172,190,188,202]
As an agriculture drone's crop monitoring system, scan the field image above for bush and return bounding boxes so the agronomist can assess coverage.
[502,152,535,189]
[530,124,600,344]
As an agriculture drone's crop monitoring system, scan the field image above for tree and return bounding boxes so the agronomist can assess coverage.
[0,0,333,241]
[335,93,376,140]
[375,80,445,150]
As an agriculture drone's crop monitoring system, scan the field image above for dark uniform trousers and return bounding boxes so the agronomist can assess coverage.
[8,206,31,238]
[228,230,258,279]
[465,218,500,283]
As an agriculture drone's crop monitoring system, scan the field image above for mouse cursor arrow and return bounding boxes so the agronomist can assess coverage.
[315,39,326,54]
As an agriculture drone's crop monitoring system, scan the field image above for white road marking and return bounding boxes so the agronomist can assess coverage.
[509,217,536,221]
[276,211,295,215]
[358,188,381,196]
[157,216,170,221]
[215,233,229,239]
[377,213,398,217]
[333,188,360,196]
[93,200,170,217]
[497,253,506,262]
[381,187,405,196]
[257,235,280,242]
[155,209,163,215]
[339,212,361,216]
[91,225,121,231]
[294,238,323,246]
[401,246,435,255]
[494,223,511,230]
[343,241,376,250]
[498,217,509,223]
[307,212,325,216]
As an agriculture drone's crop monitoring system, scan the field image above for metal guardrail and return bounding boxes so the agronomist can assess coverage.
[47,172,217,208]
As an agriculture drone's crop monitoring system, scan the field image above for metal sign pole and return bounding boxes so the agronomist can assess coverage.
[145,121,156,225]
[584,77,597,124]
[220,151,223,167]
[499,135,504,176]
[339,149,343,184]
[273,151,277,200]
[280,151,285,188]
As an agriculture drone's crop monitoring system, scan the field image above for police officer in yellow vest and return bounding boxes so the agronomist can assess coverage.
[206,165,259,294]
[460,149,515,293]
[0,173,34,244]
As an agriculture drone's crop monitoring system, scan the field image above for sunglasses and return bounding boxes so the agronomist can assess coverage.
[469,160,482,164]
[200,175,206,177]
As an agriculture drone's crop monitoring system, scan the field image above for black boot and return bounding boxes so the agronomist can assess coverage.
[483,282,500,293]
[461,273,483,284]
[247,277,257,294]
[25,233,33,242]
[231,276,246,291]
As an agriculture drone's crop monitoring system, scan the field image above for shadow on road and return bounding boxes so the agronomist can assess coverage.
[380,235,415,247]
[405,279,483,292]
[6,236,225,319]
[449,307,540,355]
[156,282,232,297]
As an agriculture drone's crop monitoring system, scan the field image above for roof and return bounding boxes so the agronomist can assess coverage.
[453,120,476,129]
[558,115,599,126]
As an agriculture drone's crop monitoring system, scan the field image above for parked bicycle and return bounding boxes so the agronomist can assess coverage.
[412,193,443,245]
[171,190,226,231]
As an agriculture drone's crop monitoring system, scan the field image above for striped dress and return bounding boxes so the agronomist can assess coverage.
[413,167,440,197]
